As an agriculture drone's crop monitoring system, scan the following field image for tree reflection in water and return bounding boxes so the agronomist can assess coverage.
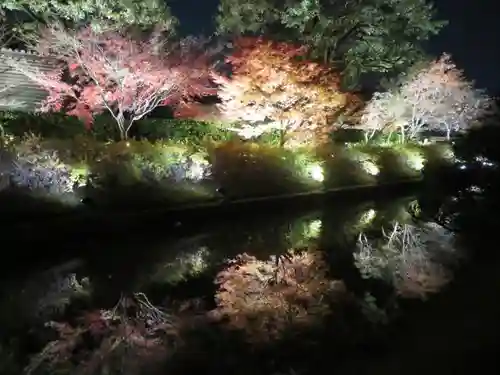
[0,196,469,375]
[354,221,460,299]
[209,249,346,342]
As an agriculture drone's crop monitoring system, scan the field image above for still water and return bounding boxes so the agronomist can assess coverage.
[0,194,462,375]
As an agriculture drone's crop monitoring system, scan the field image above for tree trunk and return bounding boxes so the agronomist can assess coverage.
[117,119,132,140]
[279,129,286,148]
[388,131,394,143]
[119,128,128,140]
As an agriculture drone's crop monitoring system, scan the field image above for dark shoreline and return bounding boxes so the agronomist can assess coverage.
[4,178,421,233]
[0,179,421,272]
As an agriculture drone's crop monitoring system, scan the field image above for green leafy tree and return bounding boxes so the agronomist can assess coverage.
[0,0,177,44]
[215,0,446,89]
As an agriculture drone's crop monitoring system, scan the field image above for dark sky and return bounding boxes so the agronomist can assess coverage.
[170,0,500,94]
[428,0,500,94]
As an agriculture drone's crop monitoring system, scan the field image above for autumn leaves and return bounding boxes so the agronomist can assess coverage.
[9,27,486,148]
[210,250,346,342]
[213,37,362,147]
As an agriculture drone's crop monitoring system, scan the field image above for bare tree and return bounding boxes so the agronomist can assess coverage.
[360,54,491,141]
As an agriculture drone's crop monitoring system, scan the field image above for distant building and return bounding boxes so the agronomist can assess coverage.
[0,48,59,112]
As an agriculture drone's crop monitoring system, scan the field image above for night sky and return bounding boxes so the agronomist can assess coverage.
[428,0,500,94]
[169,0,500,94]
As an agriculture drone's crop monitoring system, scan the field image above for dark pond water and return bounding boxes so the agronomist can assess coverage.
[0,193,467,375]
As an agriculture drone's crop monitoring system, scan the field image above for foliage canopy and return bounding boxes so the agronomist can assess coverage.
[213,37,362,146]
[215,0,447,89]
[0,0,177,44]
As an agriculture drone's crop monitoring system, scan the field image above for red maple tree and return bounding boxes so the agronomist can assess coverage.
[211,37,361,147]
[11,26,216,139]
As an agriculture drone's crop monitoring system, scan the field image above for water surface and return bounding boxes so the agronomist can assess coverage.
[0,193,461,375]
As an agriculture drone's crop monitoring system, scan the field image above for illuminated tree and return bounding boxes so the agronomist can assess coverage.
[359,90,408,142]
[213,37,361,147]
[215,0,446,89]
[361,54,491,141]
[209,250,345,342]
[7,26,216,139]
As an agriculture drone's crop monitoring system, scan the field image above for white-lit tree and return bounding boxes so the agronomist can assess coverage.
[361,54,491,141]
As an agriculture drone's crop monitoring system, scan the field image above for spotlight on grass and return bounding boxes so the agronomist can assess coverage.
[361,160,380,176]
[307,219,322,238]
[406,152,425,171]
[359,208,376,226]
[306,163,324,182]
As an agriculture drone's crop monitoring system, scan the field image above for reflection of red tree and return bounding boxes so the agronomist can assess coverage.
[210,250,345,341]
[25,294,176,375]
[82,310,109,336]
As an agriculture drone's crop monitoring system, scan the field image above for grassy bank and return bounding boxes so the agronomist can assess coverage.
[0,132,454,215]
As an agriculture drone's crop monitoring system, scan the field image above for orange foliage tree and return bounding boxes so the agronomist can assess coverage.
[212,37,361,147]
[209,249,345,342]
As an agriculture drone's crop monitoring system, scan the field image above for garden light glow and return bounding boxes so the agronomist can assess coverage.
[306,163,324,182]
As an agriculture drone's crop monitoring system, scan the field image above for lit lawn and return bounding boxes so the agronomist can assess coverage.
[0,134,454,211]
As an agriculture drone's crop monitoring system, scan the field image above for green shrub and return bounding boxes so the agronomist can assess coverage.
[253,129,284,147]
[2,132,447,209]
[374,144,424,182]
[331,128,365,144]
[208,140,319,198]
[320,144,378,188]
[84,139,216,208]
[2,134,87,204]
[0,111,134,142]
[87,114,122,141]
[133,118,234,145]
[421,142,454,166]
[88,117,238,144]
[0,112,238,145]
[0,111,87,139]
[40,135,106,165]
